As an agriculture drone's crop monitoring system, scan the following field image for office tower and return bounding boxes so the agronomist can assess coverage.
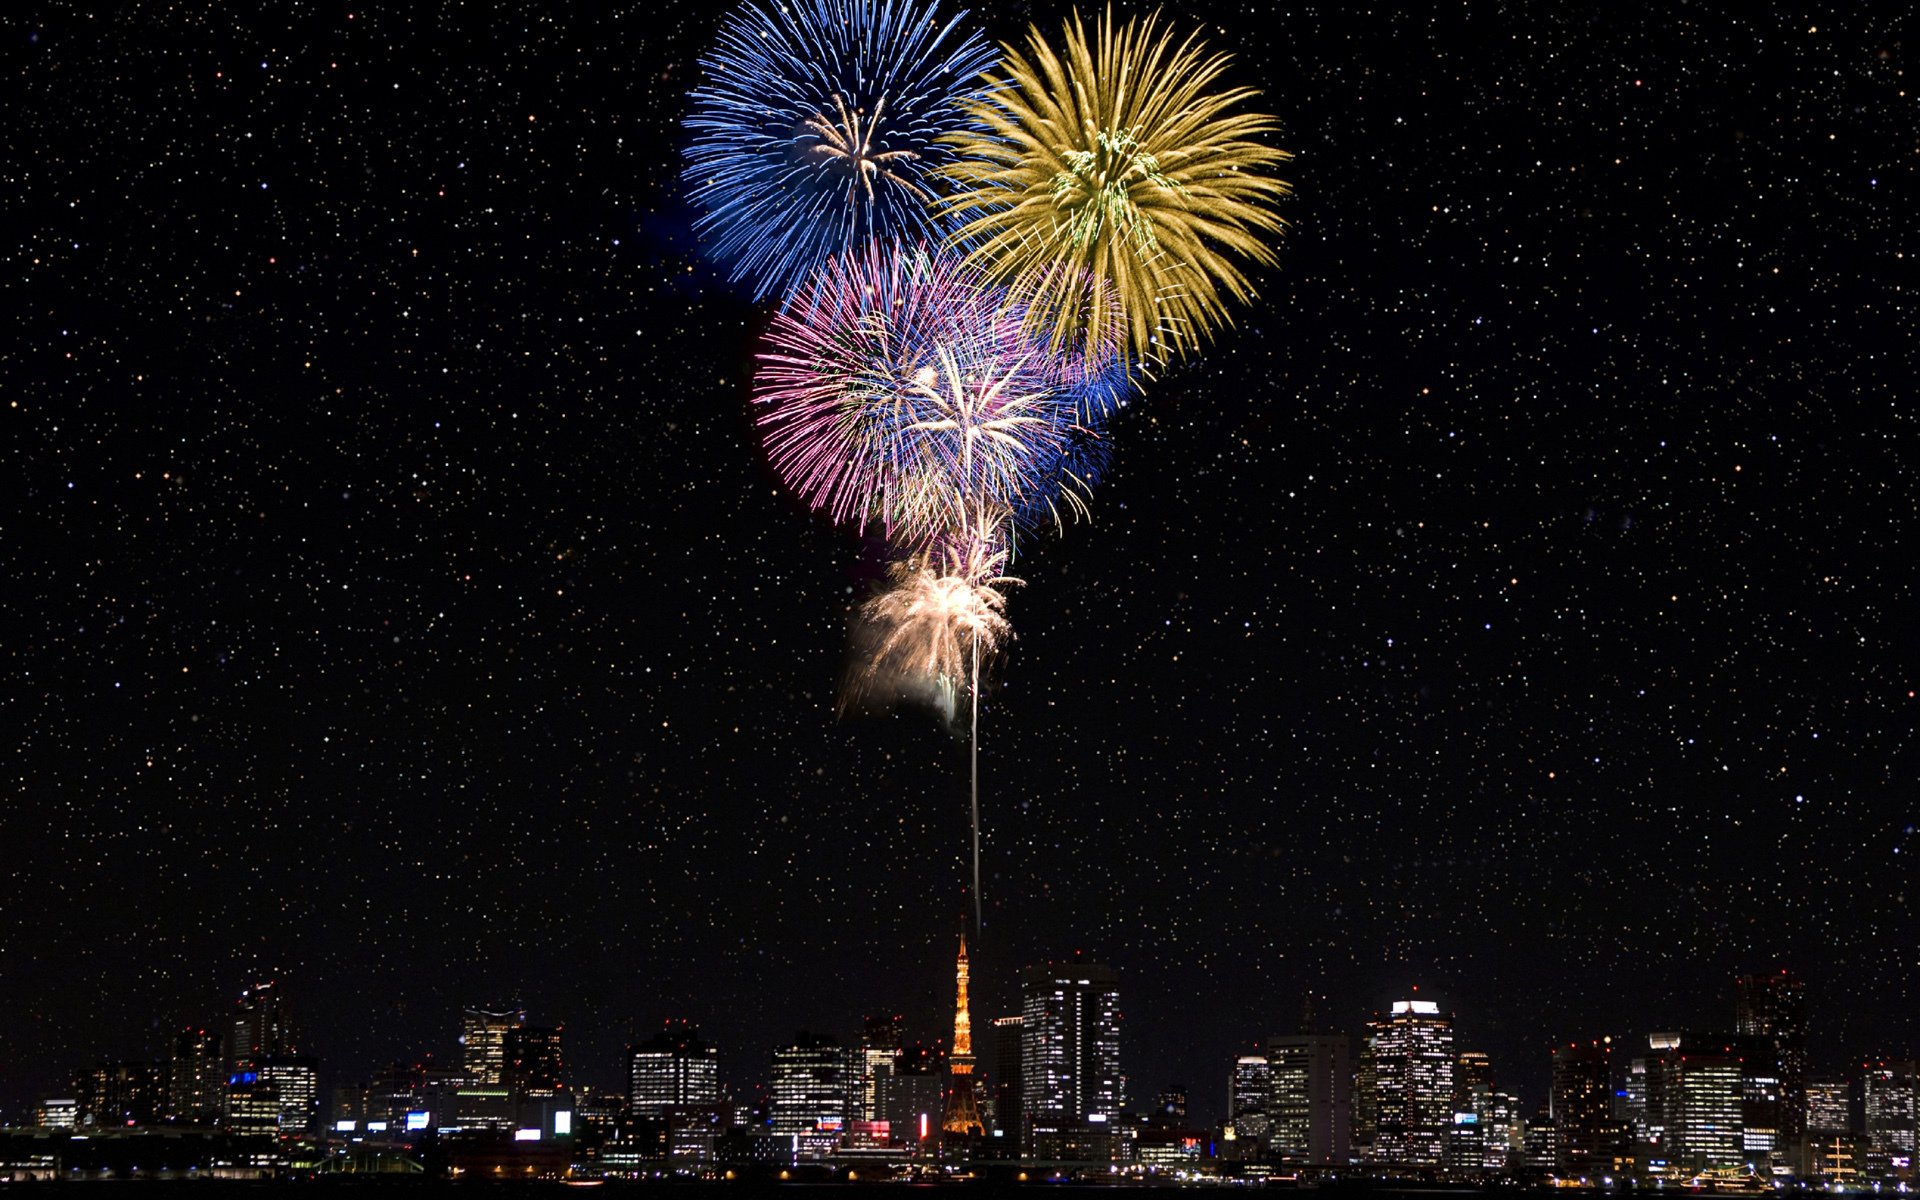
[1021,956,1123,1155]
[878,1044,947,1145]
[1727,1033,1783,1162]
[1230,1056,1270,1142]
[258,1055,319,1133]
[228,980,296,1071]
[460,1006,525,1086]
[858,1014,904,1122]
[1735,970,1808,1155]
[1642,1035,1742,1173]
[1267,1033,1352,1165]
[168,1028,225,1125]
[770,1032,850,1136]
[1154,1083,1189,1123]
[992,1016,1024,1152]
[1478,1089,1525,1171]
[1805,1078,1856,1183]
[1860,1061,1917,1178]
[76,1061,160,1127]
[943,934,985,1137]
[1456,1051,1494,1097]
[1551,1038,1614,1178]
[36,1098,80,1129]
[629,1023,720,1118]
[505,1025,565,1097]
[1364,997,1456,1167]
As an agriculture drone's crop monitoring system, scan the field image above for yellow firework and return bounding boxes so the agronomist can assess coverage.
[940,7,1292,363]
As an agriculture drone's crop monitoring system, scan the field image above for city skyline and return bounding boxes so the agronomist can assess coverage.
[5,0,1913,1169]
[11,957,1908,1136]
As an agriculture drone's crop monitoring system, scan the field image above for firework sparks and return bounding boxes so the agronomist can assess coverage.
[683,0,996,300]
[940,8,1293,363]
[754,243,1077,545]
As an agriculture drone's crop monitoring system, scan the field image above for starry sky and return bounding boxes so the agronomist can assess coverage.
[4,2,1914,1125]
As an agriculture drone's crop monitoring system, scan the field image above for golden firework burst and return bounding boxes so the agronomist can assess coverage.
[940,7,1293,363]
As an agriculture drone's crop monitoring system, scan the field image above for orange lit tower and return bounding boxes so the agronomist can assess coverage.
[942,933,985,1137]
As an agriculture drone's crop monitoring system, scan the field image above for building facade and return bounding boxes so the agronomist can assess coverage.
[1267,1033,1352,1165]
[1364,999,1455,1167]
[1021,957,1122,1158]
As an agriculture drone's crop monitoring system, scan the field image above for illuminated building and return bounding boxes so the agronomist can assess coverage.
[877,1044,945,1148]
[76,1061,160,1127]
[769,1031,850,1136]
[628,1022,719,1118]
[1551,1038,1614,1178]
[223,1067,281,1134]
[1807,1081,1858,1184]
[36,1098,79,1129]
[228,980,296,1072]
[504,1025,565,1097]
[942,933,985,1137]
[992,1016,1024,1152]
[258,1055,319,1134]
[1229,1055,1270,1143]
[460,1006,525,1086]
[858,1014,903,1122]
[1806,1078,1850,1136]
[167,1027,225,1125]
[1860,1061,1917,1179]
[1020,956,1123,1159]
[1641,1035,1742,1174]
[1735,970,1807,1158]
[1266,1033,1351,1165]
[1364,997,1455,1167]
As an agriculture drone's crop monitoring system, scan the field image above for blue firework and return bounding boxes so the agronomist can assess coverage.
[683,0,996,301]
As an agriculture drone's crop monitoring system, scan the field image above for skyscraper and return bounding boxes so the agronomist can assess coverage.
[1229,1055,1271,1143]
[1860,1061,1917,1178]
[770,1032,850,1136]
[942,934,984,1137]
[1266,1033,1352,1165]
[992,1016,1024,1152]
[167,1028,224,1126]
[228,980,296,1071]
[460,1006,525,1086]
[504,1025,565,1097]
[1021,956,1122,1157]
[1641,1035,1743,1174]
[1364,998,1456,1167]
[857,1014,903,1123]
[1735,970,1807,1157]
[1551,1038,1614,1178]
[628,1022,719,1118]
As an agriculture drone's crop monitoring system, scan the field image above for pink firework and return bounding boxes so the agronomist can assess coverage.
[754,242,1075,546]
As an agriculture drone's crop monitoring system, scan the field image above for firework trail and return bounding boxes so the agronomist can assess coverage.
[683,0,996,300]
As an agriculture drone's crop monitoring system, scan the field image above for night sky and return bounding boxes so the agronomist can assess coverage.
[4,2,1914,1125]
